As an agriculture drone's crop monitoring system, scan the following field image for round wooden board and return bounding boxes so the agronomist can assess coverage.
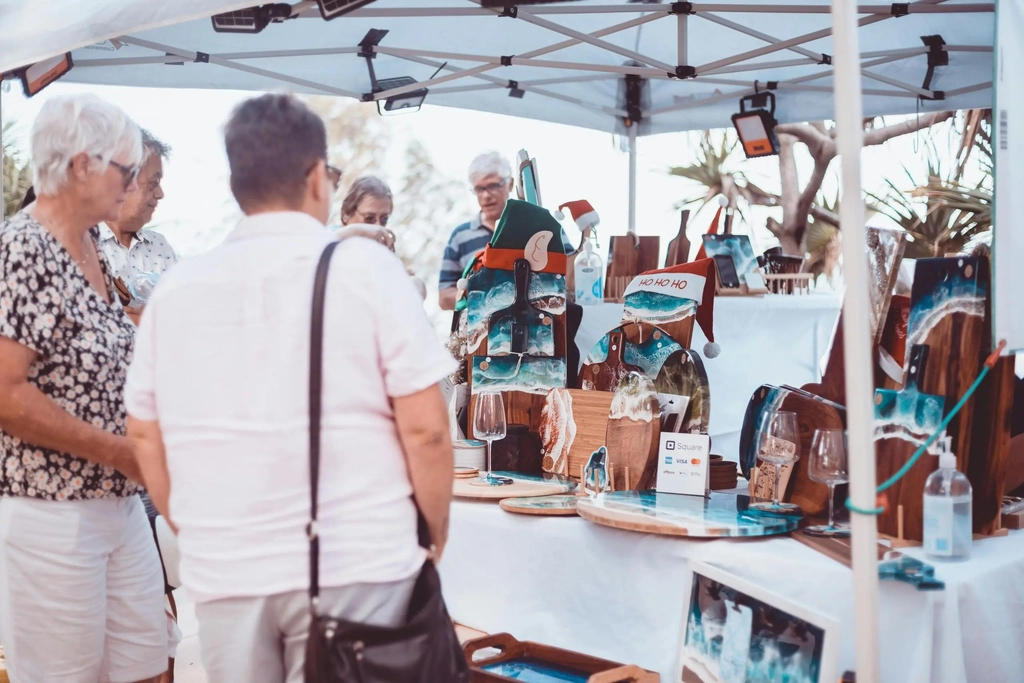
[453,472,575,501]
[499,495,580,516]
[576,491,800,538]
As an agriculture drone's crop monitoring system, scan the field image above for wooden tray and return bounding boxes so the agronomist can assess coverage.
[576,491,800,538]
[499,494,580,516]
[466,633,659,683]
[454,472,575,500]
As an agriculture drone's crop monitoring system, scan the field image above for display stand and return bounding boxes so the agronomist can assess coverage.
[453,473,574,501]
[576,491,801,538]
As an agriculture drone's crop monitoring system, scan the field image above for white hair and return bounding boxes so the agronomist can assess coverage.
[467,151,512,185]
[30,94,143,195]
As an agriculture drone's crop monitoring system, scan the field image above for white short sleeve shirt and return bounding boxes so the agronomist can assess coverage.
[98,225,178,283]
[125,212,457,603]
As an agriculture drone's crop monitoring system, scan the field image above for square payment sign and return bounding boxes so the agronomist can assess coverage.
[656,433,711,496]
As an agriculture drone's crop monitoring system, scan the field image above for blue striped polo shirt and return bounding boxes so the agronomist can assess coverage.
[439,215,492,290]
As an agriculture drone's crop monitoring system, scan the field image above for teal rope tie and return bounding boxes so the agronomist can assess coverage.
[846,349,1000,517]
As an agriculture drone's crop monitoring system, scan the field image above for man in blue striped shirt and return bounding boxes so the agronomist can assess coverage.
[438,152,513,310]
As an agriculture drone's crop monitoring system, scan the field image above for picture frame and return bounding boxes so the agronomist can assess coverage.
[676,561,840,683]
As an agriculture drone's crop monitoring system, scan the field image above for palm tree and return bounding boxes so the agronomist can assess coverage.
[667,130,778,234]
[2,121,32,217]
[869,111,992,258]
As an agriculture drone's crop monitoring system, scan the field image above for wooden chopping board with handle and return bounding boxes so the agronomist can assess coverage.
[739,384,845,515]
[580,330,642,392]
[604,372,660,491]
[664,209,691,268]
[873,344,946,541]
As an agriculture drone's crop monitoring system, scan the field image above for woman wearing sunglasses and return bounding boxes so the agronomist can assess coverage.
[334,175,426,299]
[0,94,169,682]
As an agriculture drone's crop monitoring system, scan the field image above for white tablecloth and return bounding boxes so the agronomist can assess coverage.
[575,296,842,461]
[440,500,1024,682]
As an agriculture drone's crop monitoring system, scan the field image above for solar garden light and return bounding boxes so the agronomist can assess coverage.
[732,89,781,158]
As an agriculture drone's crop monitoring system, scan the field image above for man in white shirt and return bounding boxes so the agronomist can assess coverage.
[98,129,177,324]
[125,94,456,683]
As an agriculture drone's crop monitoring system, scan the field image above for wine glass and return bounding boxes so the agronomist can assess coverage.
[750,411,802,516]
[804,429,850,537]
[473,391,509,486]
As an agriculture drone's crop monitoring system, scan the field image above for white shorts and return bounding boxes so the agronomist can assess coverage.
[0,495,168,683]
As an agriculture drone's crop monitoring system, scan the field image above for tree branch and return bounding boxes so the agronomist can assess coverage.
[809,206,840,227]
[797,156,833,221]
[776,122,831,152]
[862,110,954,146]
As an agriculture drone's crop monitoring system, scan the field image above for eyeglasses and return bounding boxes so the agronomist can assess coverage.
[327,164,343,191]
[351,209,390,227]
[107,159,140,190]
[472,179,510,197]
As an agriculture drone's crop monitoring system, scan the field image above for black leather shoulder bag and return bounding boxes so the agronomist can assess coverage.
[305,239,470,683]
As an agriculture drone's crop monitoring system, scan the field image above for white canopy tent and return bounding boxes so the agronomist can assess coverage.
[0,2,1003,682]
[0,0,995,136]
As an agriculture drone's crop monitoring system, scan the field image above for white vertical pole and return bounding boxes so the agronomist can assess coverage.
[628,123,637,235]
[831,1,880,682]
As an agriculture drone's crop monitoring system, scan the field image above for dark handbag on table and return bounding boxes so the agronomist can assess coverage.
[304,240,470,683]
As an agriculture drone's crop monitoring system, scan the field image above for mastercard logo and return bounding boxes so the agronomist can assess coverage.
[691,458,701,466]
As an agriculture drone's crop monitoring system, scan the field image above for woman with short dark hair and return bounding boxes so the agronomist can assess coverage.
[126,93,457,682]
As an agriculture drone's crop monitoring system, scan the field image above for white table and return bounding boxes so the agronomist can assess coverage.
[440,500,1024,683]
[575,295,842,462]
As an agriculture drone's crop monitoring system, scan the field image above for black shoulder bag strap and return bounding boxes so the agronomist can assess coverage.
[308,239,342,610]
[307,239,434,613]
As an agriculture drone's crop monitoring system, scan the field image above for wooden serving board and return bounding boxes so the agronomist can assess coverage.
[621,293,696,350]
[738,384,845,515]
[967,355,1015,534]
[605,235,660,299]
[580,330,641,392]
[654,348,710,434]
[605,373,660,491]
[499,494,580,516]
[664,209,691,268]
[576,491,800,538]
[908,257,986,478]
[453,472,575,501]
[555,389,614,481]
[792,529,887,569]
[873,345,946,541]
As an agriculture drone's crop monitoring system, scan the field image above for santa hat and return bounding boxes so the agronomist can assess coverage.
[693,196,728,262]
[554,200,599,234]
[626,258,720,358]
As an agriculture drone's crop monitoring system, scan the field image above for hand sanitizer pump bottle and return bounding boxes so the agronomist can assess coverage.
[574,232,604,306]
[923,435,972,561]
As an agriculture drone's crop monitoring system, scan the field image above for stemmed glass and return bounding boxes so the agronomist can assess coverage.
[751,411,803,516]
[473,391,510,486]
[805,429,850,537]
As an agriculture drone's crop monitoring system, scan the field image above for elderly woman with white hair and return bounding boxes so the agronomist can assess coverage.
[0,94,168,682]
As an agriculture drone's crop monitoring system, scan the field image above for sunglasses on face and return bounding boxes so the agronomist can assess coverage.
[472,179,510,197]
[352,210,390,227]
[94,157,140,190]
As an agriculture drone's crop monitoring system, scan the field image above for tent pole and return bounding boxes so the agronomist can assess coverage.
[831,1,880,682]
[628,124,637,235]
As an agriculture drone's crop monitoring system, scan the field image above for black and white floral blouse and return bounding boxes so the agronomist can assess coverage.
[0,210,137,501]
